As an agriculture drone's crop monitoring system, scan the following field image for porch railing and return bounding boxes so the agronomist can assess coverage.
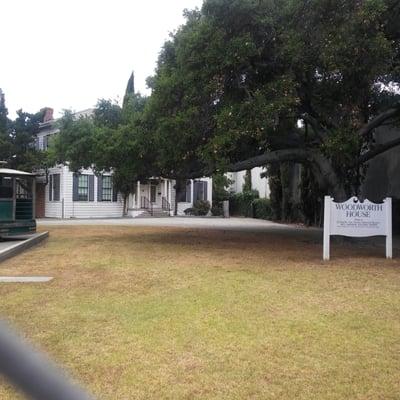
[140,196,153,216]
[162,197,171,212]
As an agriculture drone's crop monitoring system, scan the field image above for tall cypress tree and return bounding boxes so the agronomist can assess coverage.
[122,72,135,109]
[0,89,11,163]
[0,89,8,133]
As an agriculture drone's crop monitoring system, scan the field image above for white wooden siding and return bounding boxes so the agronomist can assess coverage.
[45,165,123,218]
[176,178,212,216]
[228,167,270,198]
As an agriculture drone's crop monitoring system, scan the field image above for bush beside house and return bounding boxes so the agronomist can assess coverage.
[184,200,211,216]
[229,191,273,220]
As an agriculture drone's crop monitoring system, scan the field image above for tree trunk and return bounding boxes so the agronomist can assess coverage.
[123,193,128,216]
[309,152,347,201]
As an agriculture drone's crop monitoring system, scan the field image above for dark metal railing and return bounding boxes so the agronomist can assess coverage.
[140,196,153,216]
[162,197,171,212]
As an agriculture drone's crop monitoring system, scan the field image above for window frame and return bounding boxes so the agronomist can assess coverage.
[101,175,113,202]
[77,175,89,202]
[49,174,61,202]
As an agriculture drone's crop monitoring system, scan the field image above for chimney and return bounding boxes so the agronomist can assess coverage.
[43,107,54,122]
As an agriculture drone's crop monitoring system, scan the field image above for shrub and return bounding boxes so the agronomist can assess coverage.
[193,200,211,215]
[184,207,195,215]
[211,202,224,216]
[253,198,272,220]
[229,190,259,217]
[184,200,211,216]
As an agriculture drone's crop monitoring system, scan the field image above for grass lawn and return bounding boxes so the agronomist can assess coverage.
[0,225,399,399]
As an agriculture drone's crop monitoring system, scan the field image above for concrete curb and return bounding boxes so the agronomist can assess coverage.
[0,232,49,263]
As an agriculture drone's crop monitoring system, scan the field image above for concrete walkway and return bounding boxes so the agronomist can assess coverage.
[38,216,318,233]
[0,232,49,263]
[38,216,297,229]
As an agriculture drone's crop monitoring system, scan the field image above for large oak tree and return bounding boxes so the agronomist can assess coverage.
[144,0,400,200]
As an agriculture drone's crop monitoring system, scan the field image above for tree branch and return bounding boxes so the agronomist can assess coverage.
[302,114,328,142]
[358,136,400,164]
[358,104,400,137]
[226,148,310,172]
[176,148,311,179]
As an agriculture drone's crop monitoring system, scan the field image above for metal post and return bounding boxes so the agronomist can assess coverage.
[168,180,173,216]
[385,197,392,259]
[323,196,331,261]
[32,177,36,219]
[0,321,94,400]
[136,180,141,209]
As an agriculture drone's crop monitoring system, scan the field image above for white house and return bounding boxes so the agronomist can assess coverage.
[227,167,271,198]
[35,108,212,218]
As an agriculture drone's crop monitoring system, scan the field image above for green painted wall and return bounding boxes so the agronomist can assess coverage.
[0,201,13,221]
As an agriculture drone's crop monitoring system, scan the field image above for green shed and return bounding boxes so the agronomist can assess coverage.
[0,168,36,237]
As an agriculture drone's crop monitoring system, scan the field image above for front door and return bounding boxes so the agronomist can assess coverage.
[150,185,157,203]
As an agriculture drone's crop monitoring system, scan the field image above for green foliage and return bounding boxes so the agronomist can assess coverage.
[212,173,231,202]
[229,192,272,220]
[142,0,400,214]
[0,90,45,171]
[229,190,259,217]
[50,75,150,201]
[184,200,211,216]
[211,202,224,216]
[252,198,273,220]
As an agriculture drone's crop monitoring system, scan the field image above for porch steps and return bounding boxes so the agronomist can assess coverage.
[129,208,171,218]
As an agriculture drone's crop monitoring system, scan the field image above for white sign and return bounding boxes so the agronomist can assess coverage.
[323,196,392,260]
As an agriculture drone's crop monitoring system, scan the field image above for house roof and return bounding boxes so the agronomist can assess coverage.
[0,168,35,177]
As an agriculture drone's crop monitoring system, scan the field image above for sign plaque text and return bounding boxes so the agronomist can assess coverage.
[323,196,392,260]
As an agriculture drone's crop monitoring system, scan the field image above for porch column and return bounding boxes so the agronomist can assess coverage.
[169,180,173,216]
[190,179,194,204]
[164,180,167,200]
[136,180,141,208]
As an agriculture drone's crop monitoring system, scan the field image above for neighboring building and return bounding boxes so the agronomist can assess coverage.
[35,109,212,218]
[227,167,271,198]
[362,126,400,231]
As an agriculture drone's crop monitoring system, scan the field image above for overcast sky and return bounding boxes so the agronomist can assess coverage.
[0,0,203,118]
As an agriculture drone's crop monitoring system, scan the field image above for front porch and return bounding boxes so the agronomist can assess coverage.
[127,178,173,217]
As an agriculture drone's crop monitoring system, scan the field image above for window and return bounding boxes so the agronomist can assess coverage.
[49,174,60,201]
[73,174,94,202]
[78,175,88,201]
[0,177,13,199]
[176,180,192,203]
[194,181,207,201]
[16,178,32,199]
[101,176,113,201]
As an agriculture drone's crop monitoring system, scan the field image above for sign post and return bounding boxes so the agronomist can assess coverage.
[323,196,392,260]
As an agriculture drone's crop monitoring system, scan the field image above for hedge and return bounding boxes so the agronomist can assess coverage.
[229,192,272,220]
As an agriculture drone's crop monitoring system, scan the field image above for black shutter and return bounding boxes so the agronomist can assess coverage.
[112,178,118,202]
[193,181,199,202]
[97,176,103,202]
[89,175,94,201]
[202,181,208,201]
[185,180,191,203]
[53,174,60,201]
[49,175,53,201]
[73,174,79,201]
